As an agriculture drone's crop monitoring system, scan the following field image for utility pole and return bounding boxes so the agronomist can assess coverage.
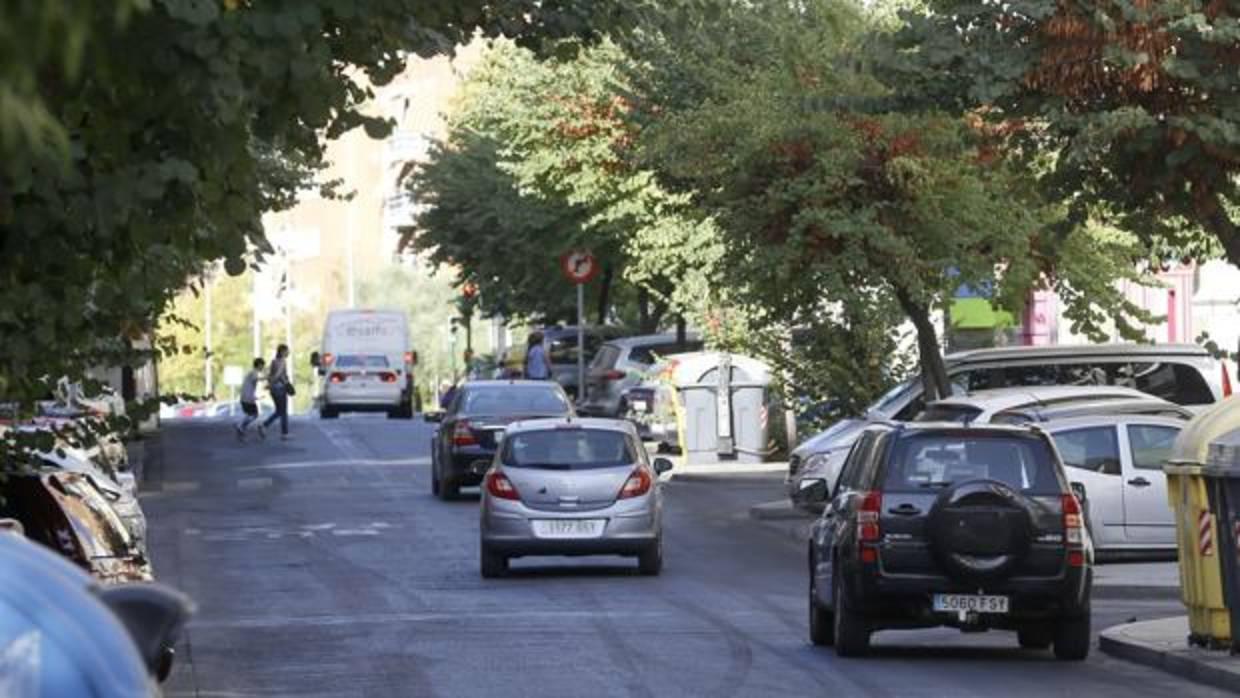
[251,267,261,360]
[204,271,214,397]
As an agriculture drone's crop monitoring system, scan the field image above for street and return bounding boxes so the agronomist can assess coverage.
[143,416,1225,698]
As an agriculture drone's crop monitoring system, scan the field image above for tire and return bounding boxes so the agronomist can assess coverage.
[833,573,870,657]
[1053,613,1091,661]
[480,545,508,578]
[320,405,338,419]
[1017,627,1053,650]
[431,459,441,496]
[638,538,663,576]
[440,476,460,501]
[808,559,835,646]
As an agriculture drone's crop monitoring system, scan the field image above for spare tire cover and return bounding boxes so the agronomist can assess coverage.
[927,480,1035,586]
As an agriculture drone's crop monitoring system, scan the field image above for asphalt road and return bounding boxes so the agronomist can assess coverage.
[143,416,1224,698]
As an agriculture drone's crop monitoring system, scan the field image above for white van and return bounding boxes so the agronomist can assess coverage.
[312,309,416,419]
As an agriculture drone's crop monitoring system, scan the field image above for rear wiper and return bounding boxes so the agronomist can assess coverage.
[917,481,953,488]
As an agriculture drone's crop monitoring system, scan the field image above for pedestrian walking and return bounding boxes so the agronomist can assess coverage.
[261,344,294,440]
[235,358,265,441]
[523,331,551,380]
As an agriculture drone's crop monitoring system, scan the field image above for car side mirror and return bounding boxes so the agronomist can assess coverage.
[423,412,443,423]
[794,478,830,505]
[652,457,674,475]
[309,351,321,368]
[0,518,24,536]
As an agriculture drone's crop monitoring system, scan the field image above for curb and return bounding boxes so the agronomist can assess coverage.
[1100,618,1240,695]
[671,471,786,484]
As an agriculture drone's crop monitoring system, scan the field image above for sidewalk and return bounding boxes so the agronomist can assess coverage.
[746,498,1183,599]
[666,461,787,483]
[1101,617,1240,695]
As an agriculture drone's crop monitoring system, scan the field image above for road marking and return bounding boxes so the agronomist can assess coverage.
[189,610,671,630]
[239,457,430,471]
[237,477,273,489]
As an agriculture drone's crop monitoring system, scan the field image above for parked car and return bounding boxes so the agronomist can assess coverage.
[0,531,192,693]
[544,325,631,400]
[0,533,190,689]
[578,333,703,417]
[787,343,1232,503]
[0,471,152,583]
[1041,414,1186,554]
[33,444,148,556]
[915,385,1168,425]
[796,422,1092,659]
[426,380,575,500]
[478,417,674,577]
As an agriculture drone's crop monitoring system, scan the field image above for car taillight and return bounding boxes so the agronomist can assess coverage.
[618,465,654,499]
[485,470,519,500]
[1223,362,1233,398]
[857,491,882,563]
[603,370,625,381]
[329,372,346,383]
[452,421,478,447]
[379,372,397,383]
[1062,493,1085,566]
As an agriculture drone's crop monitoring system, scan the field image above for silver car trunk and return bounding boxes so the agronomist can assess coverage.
[502,464,636,513]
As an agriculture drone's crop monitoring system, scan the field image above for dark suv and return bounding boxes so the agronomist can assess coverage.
[797,422,1093,660]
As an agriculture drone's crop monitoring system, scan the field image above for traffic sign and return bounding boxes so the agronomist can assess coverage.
[559,250,599,285]
[223,365,244,388]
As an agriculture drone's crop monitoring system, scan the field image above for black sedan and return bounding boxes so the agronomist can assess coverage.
[427,380,574,500]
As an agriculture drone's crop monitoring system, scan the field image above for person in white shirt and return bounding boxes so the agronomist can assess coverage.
[235,358,265,441]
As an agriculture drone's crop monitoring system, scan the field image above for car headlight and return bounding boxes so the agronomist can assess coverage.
[801,446,850,478]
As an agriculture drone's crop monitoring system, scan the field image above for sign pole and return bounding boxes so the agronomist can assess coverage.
[577,283,585,402]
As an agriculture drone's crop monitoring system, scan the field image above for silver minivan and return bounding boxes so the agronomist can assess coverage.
[787,343,1231,502]
[578,333,702,417]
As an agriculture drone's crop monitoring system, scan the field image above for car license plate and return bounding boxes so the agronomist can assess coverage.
[532,519,605,539]
[932,594,1009,614]
[630,400,648,413]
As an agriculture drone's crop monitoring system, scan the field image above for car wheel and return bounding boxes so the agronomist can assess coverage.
[638,537,663,576]
[440,476,460,501]
[1017,626,1053,650]
[833,572,870,657]
[1053,613,1091,661]
[808,556,835,646]
[480,545,508,578]
[321,406,338,419]
[431,460,441,496]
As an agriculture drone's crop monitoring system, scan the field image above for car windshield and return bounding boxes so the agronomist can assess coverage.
[870,379,916,416]
[336,355,389,369]
[886,434,1061,493]
[459,386,571,417]
[502,429,636,469]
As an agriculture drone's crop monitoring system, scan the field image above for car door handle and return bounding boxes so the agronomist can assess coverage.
[1127,477,1152,488]
[888,504,922,516]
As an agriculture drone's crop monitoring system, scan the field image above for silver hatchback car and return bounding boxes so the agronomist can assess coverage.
[479,418,674,577]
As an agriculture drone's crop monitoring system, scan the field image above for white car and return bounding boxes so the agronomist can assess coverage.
[1043,414,1186,553]
[314,309,416,419]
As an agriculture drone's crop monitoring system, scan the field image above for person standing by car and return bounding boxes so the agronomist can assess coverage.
[235,358,266,441]
[523,332,551,380]
[261,344,293,440]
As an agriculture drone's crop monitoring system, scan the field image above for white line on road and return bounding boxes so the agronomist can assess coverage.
[237,477,273,489]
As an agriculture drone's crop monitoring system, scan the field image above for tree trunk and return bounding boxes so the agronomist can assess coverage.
[595,265,614,326]
[895,287,951,402]
[1196,190,1240,268]
[638,288,654,334]
[676,316,688,350]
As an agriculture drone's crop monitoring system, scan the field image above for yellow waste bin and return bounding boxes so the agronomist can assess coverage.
[1166,396,1240,647]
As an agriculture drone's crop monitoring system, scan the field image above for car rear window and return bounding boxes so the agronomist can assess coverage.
[502,429,637,469]
[590,345,622,370]
[629,341,703,366]
[459,387,571,417]
[886,434,1061,493]
[336,355,389,369]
